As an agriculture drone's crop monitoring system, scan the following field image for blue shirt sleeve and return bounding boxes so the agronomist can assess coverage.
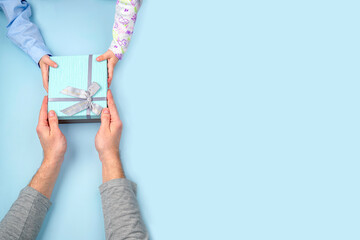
[0,0,51,64]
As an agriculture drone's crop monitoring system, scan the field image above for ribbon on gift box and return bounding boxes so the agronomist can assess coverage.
[58,82,104,116]
[48,55,106,119]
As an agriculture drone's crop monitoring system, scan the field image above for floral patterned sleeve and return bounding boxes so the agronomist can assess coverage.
[109,0,142,60]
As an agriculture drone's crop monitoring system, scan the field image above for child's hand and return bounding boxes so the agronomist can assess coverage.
[96,50,119,87]
[39,55,58,92]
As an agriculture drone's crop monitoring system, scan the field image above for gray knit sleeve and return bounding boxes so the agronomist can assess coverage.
[0,186,51,240]
[99,178,148,240]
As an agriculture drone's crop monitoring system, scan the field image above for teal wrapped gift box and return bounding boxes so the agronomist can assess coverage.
[48,54,108,124]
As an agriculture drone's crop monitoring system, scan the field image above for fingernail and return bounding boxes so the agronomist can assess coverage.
[54,64,58,68]
[49,111,55,117]
[103,109,110,114]
[96,58,100,61]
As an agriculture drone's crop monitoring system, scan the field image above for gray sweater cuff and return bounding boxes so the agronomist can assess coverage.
[21,186,52,209]
[99,178,137,195]
[0,186,52,240]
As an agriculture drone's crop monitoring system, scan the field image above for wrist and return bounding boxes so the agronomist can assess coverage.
[98,150,120,163]
[40,160,62,174]
[102,162,125,183]
[43,154,64,166]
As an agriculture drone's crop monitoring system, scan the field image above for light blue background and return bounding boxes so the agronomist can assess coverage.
[0,0,360,239]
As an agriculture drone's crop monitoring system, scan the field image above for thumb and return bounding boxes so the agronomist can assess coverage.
[96,50,111,62]
[96,52,111,62]
[100,108,111,131]
[48,110,60,133]
[44,58,58,68]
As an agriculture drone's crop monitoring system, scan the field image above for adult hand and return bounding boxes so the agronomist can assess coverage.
[96,50,119,87]
[95,90,125,181]
[39,55,58,92]
[30,96,67,198]
[36,96,67,164]
[95,90,123,160]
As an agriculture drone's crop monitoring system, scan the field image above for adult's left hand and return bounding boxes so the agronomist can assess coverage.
[36,96,67,164]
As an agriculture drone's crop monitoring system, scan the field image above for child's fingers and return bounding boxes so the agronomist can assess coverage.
[108,63,114,85]
[43,78,49,92]
[41,65,49,92]
[108,78,113,88]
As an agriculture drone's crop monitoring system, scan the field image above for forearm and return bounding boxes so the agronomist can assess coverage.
[0,157,62,239]
[0,187,51,240]
[101,152,125,183]
[109,0,142,59]
[99,152,148,239]
[29,157,63,199]
[0,0,51,64]
[100,179,148,240]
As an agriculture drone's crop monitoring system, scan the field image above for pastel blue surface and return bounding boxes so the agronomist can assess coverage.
[48,54,107,120]
[1,0,360,239]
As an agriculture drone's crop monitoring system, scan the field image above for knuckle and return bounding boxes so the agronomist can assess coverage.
[53,129,60,134]
[49,118,57,123]
[102,114,110,120]
[36,125,44,132]
[114,121,123,129]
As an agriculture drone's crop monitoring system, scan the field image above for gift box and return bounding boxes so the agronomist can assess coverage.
[48,54,108,124]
